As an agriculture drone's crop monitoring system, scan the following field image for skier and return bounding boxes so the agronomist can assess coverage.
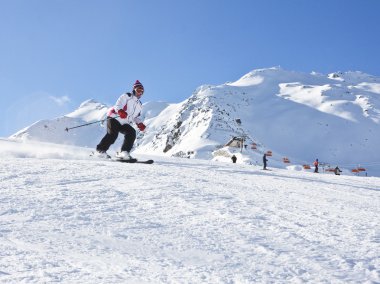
[231,155,237,163]
[95,80,146,160]
[263,153,268,170]
[334,166,342,175]
[314,159,319,173]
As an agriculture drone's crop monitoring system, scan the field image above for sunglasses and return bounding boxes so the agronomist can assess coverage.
[135,88,144,94]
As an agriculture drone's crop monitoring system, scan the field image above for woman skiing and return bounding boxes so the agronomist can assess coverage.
[96,80,146,160]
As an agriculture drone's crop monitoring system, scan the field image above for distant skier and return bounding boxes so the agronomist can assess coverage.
[314,159,319,173]
[95,80,146,160]
[231,155,237,163]
[263,153,268,170]
[334,166,342,175]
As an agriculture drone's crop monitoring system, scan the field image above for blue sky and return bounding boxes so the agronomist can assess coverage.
[1,0,379,137]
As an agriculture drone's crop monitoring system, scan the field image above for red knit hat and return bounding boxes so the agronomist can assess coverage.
[133,80,144,91]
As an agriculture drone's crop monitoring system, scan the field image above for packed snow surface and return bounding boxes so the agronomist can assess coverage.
[0,139,379,283]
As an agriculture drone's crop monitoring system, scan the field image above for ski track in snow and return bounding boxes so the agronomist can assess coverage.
[0,156,379,283]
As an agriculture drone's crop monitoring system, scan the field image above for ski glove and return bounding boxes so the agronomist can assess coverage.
[137,122,146,131]
[118,109,127,119]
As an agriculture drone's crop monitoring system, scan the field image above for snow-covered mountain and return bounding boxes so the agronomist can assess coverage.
[10,99,109,147]
[10,67,380,175]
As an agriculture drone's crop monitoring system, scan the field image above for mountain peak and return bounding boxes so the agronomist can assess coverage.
[66,99,108,122]
[328,71,377,83]
[78,99,101,107]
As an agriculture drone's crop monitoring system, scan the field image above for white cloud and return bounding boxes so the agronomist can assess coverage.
[50,95,71,106]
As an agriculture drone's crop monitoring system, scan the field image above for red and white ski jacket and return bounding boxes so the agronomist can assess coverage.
[108,92,143,126]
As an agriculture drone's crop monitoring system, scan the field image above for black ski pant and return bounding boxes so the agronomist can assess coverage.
[96,118,136,152]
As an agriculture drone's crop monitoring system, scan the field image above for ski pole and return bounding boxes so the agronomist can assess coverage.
[65,116,119,132]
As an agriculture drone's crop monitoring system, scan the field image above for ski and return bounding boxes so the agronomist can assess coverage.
[90,152,153,164]
[114,158,138,163]
[115,159,154,164]
[136,159,154,164]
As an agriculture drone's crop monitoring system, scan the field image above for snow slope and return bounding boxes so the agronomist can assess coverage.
[9,67,380,176]
[0,139,379,283]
